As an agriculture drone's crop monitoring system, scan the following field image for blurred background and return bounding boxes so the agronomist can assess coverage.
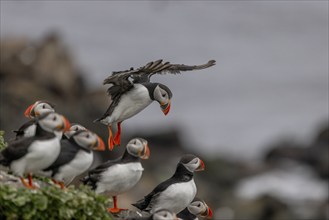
[0,1,328,219]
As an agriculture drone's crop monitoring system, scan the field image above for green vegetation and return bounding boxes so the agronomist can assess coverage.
[0,130,7,151]
[0,184,112,220]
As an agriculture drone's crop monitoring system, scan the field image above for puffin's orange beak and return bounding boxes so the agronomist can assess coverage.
[160,100,171,116]
[196,159,205,171]
[95,135,106,151]
[205,206,213,219]
[24,104,34,118]
[140,144,150,159]
[62,116,71,132]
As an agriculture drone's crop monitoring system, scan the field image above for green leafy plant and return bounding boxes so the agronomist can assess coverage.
[0,130,7,151]
[0,184,113,220]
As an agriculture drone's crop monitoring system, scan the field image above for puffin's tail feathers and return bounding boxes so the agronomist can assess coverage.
[0,153,9,167]
[80,174,98,190]
[131,198,148,211]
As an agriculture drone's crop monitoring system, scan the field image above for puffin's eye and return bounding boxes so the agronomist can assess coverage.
[42,104,46,109]
[162,93,166,97]
[75,127,79,131]
[86,134,90,138]
[53,116,57,121]
[197,203,201,207]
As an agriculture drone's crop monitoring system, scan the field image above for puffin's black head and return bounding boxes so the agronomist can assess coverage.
[64,123,87,139]
[188,198,213,219]
[24,100,55,118]
[71,130,105,151]
[145,83,172,116]
[152,209,178,220]
[126,138,150,159]
[179,154,205,173]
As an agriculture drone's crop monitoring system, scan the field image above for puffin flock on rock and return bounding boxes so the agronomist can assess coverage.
[0,59,215,219]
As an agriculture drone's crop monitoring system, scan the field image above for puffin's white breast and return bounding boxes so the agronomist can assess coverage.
[54,150,94,185]
[96,162,144,196]
[104,84,152,124]
[152,179,197,214]
[11,138,61,176]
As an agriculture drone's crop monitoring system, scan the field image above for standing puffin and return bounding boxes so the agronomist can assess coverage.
[96,59,216,150]
[14,100,55,139]
[42,130,105,188]
[132,154,205,214]
[177,198,213,220]
[0,112,70,188]
[81,138,150,213]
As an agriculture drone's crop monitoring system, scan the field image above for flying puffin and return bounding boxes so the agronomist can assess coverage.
[41,129,105,188]
[127,209,178,220]
[14,100,55,139]
[132,154,205,214]
[177,198,213,220]
[0,112,70,188]
[96,59,216,150]
[81,138,150,213]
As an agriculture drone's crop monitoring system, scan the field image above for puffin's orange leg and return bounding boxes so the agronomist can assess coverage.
[107,196,127,214]
[51,179,65,189]
[113,122,121,146]
[20,176,35,189]
[107,126,115,151]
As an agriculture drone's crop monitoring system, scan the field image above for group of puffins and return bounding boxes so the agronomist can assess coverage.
[0,59,216,220]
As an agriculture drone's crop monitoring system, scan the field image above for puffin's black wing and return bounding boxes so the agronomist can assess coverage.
[132,177,179,211]
[0,137,35,166]
[103,59,216,85]
[43,139,81,175]
[81,157,121,190]
[13,119,37,139]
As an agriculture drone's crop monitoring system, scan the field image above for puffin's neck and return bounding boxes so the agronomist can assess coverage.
[121,150,140,163]
[35,124,55,138]
[178,208,197,220]
[141,82,158,100]
[173,163,194,181]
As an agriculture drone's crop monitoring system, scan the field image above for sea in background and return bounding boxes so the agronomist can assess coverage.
[1,1,328,161]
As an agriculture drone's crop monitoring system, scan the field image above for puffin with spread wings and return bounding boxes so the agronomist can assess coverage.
[96,59,216,150]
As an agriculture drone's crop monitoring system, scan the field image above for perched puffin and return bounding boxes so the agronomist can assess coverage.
[0,112,70,188]
[14,100,55,139]
[127,209,178,220]
[81,138,150,213]
[42,130,105,188]
[177,198,213,220]
[96,59,216,150]
[132,154,205,214]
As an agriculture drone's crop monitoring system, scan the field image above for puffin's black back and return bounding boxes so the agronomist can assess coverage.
[132,163,193,211]
[43,138,81,176]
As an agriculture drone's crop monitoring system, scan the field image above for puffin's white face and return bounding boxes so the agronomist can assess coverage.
[126,138,150,159]
[188,199,213,219]
[72,130,105,151]
[38,113,70,133]
[153,209,178,220]
[153,85,171,116]
[181,155,205,173]
[24,101,55,118]
[64,123,87,139]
